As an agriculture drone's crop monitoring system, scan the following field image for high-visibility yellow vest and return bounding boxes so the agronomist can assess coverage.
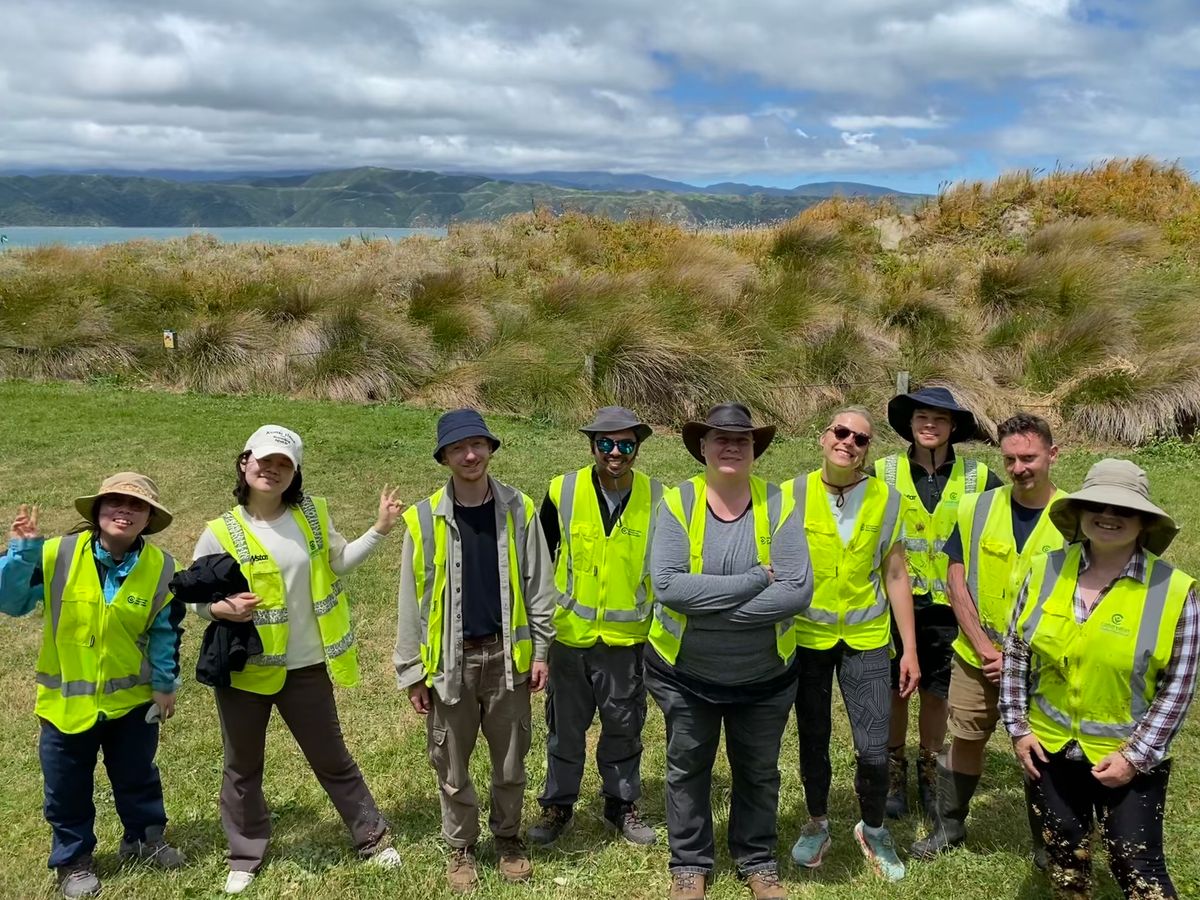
[952,486,1067,669]
[207,497,358,695]
[549,467,662,648]
[403,488,535,684]
[1017,544,1192,764]
[647,475,795,665]
[785,470,903,651]
[876,454,990,605]
[35,534,175,734]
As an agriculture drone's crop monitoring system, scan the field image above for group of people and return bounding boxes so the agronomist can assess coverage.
[0,388,1193,900]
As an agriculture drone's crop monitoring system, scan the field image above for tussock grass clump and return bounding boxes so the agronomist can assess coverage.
[174,310,275,394]
[0,296,135,381]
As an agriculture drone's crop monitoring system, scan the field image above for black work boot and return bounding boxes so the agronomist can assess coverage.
[917,748,939,823]
[527,805,573,846]
[1024,778,1049,870]
[909,760,980,859]
[885,749,909,819]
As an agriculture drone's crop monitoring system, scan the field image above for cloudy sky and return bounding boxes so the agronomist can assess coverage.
[3,0,1198,190]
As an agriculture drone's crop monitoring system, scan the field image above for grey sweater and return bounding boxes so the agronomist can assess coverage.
[651,502,813,684]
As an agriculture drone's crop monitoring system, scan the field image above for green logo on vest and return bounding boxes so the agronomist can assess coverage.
[1101,612,1132,637]
[620,526,644,538]
[126,595,148,608]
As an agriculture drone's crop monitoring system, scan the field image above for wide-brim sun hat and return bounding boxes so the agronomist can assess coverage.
[887,386,978,444]
[681,402,775,463]
[579,406,653,444]
[434,407,502,461]
[1049,458,1179,555]
[74,472,174,535]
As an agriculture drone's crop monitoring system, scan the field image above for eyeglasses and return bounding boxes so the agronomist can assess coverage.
[595,437,638,456]
[1078,501,1139,518]
[826,425,871,448]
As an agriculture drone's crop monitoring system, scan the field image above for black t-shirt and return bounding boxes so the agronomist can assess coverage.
[944,495,1049,563]
[454,499,503,639]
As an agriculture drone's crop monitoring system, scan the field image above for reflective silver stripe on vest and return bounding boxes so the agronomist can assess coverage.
[654,603,684,638]
[513,625,531,643]
[904,537,930,553]
[35,673,96,696]
[1130,559,1176,720]
[49,533,82,636]
[150,554,175,618]
[557,470,580,597]
[325,629,356,659]
[313,582,343,617]
[633,479,664,609]
[1022,549,1066,639]
[883,455,898,487]
[964,459,980,494]
[104,674,149,693]
[255,607,289,625]
[765,482,783,533]
[791,478,838,624]
[299,497,325,552]
[248,653,288,667]
[604,607,648,623]
[965,490,999,603]
[222,512,252,564]
[678,479,698,526]
[874,489,902,570]
[416,500,437,623]
[560,596,598,620]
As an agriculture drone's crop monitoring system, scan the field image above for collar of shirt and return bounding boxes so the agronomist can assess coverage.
[92,536,144,603]
[1078,542,1149,585]
[906,444,957,477]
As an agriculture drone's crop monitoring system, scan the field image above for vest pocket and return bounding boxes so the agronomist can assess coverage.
[1028,611,1077,671]
[58,598,98,647]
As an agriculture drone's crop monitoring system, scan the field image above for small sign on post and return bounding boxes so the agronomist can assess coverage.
[162,329,177,350]
[896,370,910,395]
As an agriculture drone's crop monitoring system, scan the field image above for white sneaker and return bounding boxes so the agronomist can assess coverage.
[224,871,256,894]
[368,847,402,869]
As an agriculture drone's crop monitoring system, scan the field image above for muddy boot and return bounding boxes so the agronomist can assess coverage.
[1024,777,1049,870]
[917,748,939,823]
[885,749,909,819]
[909,761,979,860]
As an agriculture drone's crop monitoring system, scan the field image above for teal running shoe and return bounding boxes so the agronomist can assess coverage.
[854,821,906,882]
[791,820,832,869]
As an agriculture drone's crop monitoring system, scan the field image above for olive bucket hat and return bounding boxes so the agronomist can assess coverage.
[579,406,653,443]
[74,472,174,535]
[1049,459,1179,555]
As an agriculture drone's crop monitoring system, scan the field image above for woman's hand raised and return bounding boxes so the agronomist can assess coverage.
[374,486,405,535]
[10,504,41,540]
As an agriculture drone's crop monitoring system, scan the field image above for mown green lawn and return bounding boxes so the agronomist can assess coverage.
[0,381,1196,899]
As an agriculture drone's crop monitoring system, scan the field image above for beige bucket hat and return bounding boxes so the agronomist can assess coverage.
[74,472,174,535]
[1049,459,1179,555]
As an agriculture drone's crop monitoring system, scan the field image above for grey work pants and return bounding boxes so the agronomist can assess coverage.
[645,662,797,877]
[538,641,647,809]
[428,637,533,848]
[214,664,388,873]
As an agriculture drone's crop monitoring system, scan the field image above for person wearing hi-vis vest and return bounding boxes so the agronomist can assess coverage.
[190,425,404,895]
[394,409,558,894]
[875,387,1001,821]
[785,406,919,884]
[646,403,813,900]
[910,413,1064,865]
[0,474,185,900]
[1001,459,1197,899]
[528,407,661,848]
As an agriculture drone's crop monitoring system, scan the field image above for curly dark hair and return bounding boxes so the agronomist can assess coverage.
[996,412,1054,448]
[234,450,305,507]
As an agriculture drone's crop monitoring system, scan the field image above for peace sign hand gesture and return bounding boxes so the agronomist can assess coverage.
[374,486,405,535]
[10,504,41,541]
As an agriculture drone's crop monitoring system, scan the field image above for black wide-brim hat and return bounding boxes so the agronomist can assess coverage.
[433,408,501,461]
[887,386,978,444]
[579,406,653,443]
[681,402,776,463]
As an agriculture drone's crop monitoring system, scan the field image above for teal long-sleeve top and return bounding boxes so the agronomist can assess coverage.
[0,536,182,694]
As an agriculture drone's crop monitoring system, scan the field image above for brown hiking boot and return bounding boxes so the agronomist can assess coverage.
[496,835,532,882]
[917,748,939,822]
[745,869,788,899]
[446,846,478,893]
[669,870,706,900]
[885,749,909,818]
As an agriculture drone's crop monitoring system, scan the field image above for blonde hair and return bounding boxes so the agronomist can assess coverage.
[824,405,875,472]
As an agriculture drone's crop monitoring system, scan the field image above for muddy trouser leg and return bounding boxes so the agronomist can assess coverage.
[836,644,892,828]
[1029,749,1095,895]
[1099,759,1176,899]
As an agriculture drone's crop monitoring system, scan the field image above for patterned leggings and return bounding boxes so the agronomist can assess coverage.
[795,643,891,827]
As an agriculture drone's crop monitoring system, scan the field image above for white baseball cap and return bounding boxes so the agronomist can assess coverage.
[243,425,304,468]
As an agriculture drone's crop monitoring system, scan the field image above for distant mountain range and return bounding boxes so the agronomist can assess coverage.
[0,167,924,228]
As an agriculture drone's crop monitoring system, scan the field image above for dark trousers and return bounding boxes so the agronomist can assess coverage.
[1031,749,1176,899]
[795,643,891,827]
[646,663,796,876]
[539,641,646,809]
[39,703,166,868]
[214,664,387,872]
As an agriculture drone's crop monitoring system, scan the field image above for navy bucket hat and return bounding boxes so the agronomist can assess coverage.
[887,387,978,444]
[434,408,501,462]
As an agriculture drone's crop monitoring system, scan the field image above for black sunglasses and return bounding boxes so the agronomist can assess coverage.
[595,437,638,456]
[1078,500,1139,518]
[827,424,871,448]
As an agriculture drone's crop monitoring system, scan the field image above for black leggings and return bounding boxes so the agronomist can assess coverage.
[1031,749,1175,899]
[795,643,891,827]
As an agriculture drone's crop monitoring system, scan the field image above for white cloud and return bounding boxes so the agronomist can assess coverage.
[829,113,947,129]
